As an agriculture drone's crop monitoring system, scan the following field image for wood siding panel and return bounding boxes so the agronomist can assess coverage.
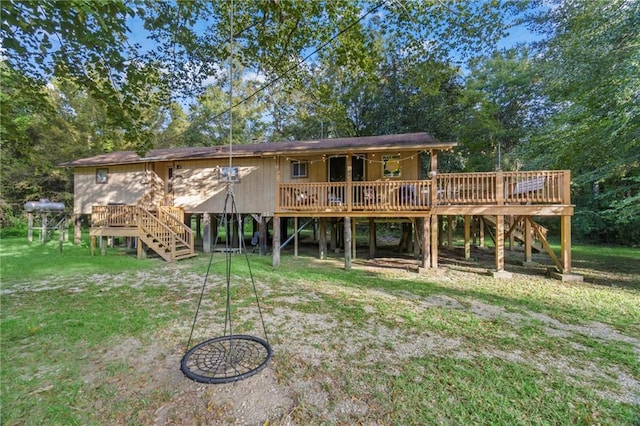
[173,158,277,214]
[73,165,147,214]
[369,151,420,181]
[278,151,421,183]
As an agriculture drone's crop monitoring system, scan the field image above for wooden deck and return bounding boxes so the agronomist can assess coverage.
[277,170,572,216]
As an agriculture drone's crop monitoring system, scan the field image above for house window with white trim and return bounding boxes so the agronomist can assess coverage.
[96,168,109,184]
[291,161,308,178]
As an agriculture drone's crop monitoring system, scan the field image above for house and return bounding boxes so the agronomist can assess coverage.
[60,132,580,280]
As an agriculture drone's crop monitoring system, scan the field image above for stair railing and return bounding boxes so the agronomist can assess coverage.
[158,206,193,252]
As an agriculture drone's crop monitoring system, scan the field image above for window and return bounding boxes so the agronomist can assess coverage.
[219,166,240,182]
[96,168,109,184]
[382,155,401,178]
[291,161,308,178]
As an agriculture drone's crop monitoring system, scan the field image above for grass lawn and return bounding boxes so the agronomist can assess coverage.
[1,234,639,425]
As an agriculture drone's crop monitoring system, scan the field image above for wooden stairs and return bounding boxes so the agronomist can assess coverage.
[90,205,196,262]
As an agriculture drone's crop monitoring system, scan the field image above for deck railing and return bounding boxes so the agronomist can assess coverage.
[92,204,138,227]
[436,170,568,205]
[156,206,193,250]
[91,205,193,251]
[279,180,433,212]
[278,170,570,212]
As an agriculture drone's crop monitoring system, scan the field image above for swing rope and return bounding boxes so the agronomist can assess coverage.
[181,0,272,384]
[181,184,272,384]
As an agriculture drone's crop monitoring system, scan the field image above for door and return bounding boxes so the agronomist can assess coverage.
[328,156,365,182]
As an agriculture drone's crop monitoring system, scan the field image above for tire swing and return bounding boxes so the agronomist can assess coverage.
[181,187,272,384]
[181,1,272,384]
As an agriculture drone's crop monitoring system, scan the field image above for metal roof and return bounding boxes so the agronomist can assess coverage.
[59,132,456,167]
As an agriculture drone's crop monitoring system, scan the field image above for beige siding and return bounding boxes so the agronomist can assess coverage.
[173,157,277,214]
[73,165,148,214]
[363,151,420,181]
[279,150,421,183]
[72,150,422,215]
[280,154,326,184]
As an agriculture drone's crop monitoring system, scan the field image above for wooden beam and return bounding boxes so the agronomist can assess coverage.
[202,213,211,253]
[430,214,438,268]
[430,150,438,173]
[344,216,352,270]
[368,217,376,259]
[495,215,504,271]
[464,215,471,259]
[294,216,299,257]
[319,218,327,259]
[346,153,352,212]
[507,216,514,251]
[561,215,572,273]
[433,204,574,216]
[272,217,280,267]
[527,217,563,272]
[422,215,431,268]
[562,170,571,205]
[275,157,281,209]
[496,171,504,206]
[74,214,82,244]
[524,216,532,263]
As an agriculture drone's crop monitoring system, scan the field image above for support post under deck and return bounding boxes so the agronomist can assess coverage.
[203,213,211,253]
[272,217,280,267]
[430,214,438,268]
[492,214,512,278]
[368,218,376,259]
[464,215,471,260]
[344,217,352,271]
[319,218,327,260]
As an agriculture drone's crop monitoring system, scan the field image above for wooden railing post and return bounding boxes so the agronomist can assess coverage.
[496,171,504,205]
[275,157,281,210]
[563,170,571,205]
[346,153,352,212]
[431,175,438,206]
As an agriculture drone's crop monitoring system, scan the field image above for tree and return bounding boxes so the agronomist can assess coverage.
[458,48,542,172]
[0,65,75,207]
[2,0,536,153]
[525,0,640,243]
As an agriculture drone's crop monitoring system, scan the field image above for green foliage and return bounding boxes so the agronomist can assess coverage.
[0,201,27,237]
[523,0,640,244]
[2,0,533,153]
[0,64,74,207]
[459,48,542,171]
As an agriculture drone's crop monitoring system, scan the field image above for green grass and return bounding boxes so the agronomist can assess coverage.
[0,235,157,282]
[1,236,639,424]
